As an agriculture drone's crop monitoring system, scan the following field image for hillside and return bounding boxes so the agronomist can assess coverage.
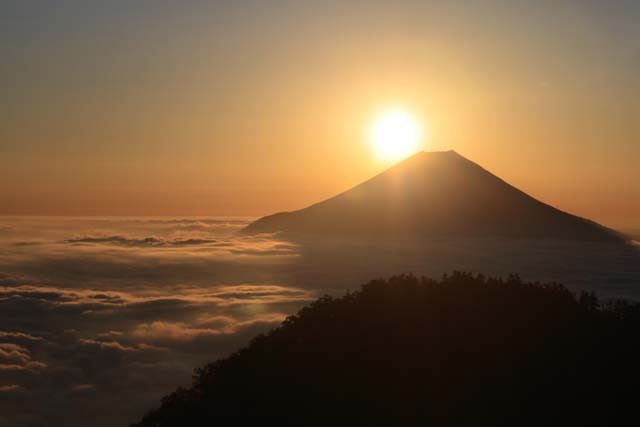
[133,273,640,425]
[242,151,623,242]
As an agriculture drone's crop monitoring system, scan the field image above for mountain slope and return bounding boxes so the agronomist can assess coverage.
[133,273,640,425]
[242,151,621,241]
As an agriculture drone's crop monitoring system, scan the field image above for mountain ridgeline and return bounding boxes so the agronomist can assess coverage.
[242,151,623,242]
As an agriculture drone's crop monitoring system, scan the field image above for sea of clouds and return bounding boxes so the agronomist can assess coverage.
[0,217,316,426]
[1,217,639,426]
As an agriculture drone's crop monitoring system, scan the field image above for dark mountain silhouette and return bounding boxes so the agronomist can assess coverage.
[133,273,640,425]
[242,151,623,241]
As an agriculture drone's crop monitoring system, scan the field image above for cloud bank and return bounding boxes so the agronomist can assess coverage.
[0,217,312,427]
[0,216,638,426]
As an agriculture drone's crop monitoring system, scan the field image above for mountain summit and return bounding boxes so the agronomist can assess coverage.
[242,151,621,241]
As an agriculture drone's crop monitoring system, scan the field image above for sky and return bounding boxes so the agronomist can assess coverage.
[2,0,639,227]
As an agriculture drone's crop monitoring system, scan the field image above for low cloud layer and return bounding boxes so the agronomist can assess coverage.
[0,278,312,426]
[0,216,638,426]
[0,217,313,427]
[64,235,219,247]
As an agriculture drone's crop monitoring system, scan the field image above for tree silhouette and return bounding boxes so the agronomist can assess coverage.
[133,272,640,426]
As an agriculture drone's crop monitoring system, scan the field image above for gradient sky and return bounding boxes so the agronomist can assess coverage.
[2,0,639,227]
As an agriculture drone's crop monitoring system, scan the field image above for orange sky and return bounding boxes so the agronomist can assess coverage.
[2,1,639,228]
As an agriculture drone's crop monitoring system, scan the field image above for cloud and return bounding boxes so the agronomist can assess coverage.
[0,342,47,373]
[0,217,303,426]
[0,384,24,392]
[130,312,286,344]
[0,275,313,426]
[11,241,44,246]
[129,219,250,226]
[0,216,638,427]
[0,332,45,342]
[130,321,223,342]
[0,221,301,290]
[64,235,218,247]
[229,245,298,256]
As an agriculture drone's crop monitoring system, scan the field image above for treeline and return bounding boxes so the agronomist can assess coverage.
[133,272,640,426]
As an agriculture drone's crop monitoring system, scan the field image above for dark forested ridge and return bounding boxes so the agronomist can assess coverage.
[133,273,640,426]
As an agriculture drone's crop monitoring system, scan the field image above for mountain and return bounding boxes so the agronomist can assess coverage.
[241,150,622,241]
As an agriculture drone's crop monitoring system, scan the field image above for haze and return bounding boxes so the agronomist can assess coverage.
[2,0,639,228]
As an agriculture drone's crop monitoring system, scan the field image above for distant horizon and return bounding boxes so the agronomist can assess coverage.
[1,210,636,231]
[1,148,637,230]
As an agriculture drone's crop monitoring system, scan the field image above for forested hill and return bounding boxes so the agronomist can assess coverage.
[134,272,640,426]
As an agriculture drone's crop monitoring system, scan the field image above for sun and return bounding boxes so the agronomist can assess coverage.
[370,108,423,162]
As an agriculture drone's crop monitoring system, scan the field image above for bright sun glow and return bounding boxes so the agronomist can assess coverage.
[370,108,423,162]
